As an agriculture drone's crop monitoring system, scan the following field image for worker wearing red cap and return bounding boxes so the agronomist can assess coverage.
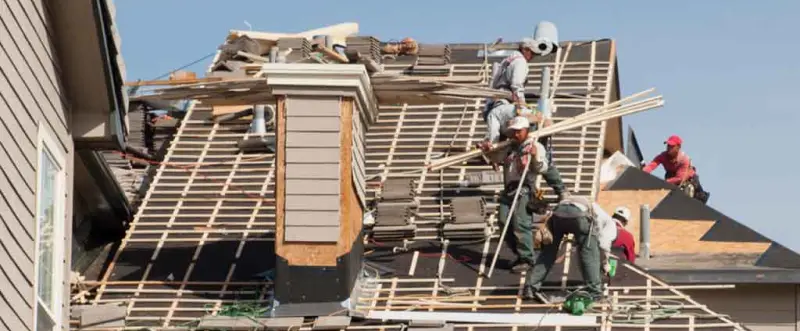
[642,135,696,185]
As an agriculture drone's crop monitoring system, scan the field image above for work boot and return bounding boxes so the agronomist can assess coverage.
[522,286,548,302]
[511,259,532,273]
[522,287,536,300]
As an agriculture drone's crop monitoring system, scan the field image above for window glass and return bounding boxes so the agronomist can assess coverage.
[36,147,60,326]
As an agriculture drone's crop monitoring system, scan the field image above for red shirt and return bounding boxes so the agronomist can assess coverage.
[612,222,636,263]
[643,151,695,185]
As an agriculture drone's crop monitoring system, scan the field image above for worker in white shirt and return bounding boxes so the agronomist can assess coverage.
[523,195,617,301]
[481,38,552,145]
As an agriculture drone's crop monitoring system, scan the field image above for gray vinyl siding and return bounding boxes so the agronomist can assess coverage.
[352,105,367,208]
[283,97,341,242]
[685,284,800,331]
[0,1,72,330]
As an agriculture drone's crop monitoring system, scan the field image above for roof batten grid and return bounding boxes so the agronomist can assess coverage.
[90,98,196,308]
[76,37,745,330]
[161,110,238,326]
[139,108,218,326]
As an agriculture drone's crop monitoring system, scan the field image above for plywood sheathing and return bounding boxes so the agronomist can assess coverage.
[597,189,770,256]
[649,218,770,255]
[596,189,669,254]
[336,97,364,257]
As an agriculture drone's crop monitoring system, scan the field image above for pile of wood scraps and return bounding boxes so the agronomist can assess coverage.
[132,77,270,105]
[370,71,508,104]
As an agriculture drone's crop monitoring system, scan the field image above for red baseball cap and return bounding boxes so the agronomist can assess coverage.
[664,135,683,146]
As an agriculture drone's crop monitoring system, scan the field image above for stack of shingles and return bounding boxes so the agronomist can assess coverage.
[277,37,312,63]
[415,44,451,65]
[442,197,489,239]
[409,44,452,76]
[100,106,149,204]
[145,111,180,160]
[371,178,418,241]
[346,36,381,63]
[126,107,148,167]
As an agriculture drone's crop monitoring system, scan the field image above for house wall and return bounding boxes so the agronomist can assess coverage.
[0,0,74,330]
[684,284,800,331]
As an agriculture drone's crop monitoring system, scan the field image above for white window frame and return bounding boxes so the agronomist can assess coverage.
[33,123,67,331]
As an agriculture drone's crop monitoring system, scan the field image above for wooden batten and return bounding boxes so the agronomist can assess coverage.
[275,96,364,267]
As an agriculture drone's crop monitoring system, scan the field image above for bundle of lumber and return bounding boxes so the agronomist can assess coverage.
[426,88,665,171]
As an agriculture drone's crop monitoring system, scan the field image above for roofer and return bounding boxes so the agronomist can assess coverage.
[523,196,617,302]
[642,135,709,204]
[481,38,553,145]
[611,207,636,263]
[497,116,567,273]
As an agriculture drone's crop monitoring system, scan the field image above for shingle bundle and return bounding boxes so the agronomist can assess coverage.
[370,178,418,241]
[415,44,451,66]
[442,197,490,239]
[277,37,311,63]
[379,178,416,203]
[346,36,381,63]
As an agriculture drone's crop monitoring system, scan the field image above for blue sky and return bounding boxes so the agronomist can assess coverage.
[115,1,800,251]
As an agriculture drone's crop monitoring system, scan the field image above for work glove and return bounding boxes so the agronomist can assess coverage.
[601,255,611,275]
[476,139,493,152]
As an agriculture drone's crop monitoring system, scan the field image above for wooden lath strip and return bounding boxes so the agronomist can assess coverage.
[573,41,596,193]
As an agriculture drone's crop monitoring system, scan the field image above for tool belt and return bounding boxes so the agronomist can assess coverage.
[502,181,531,197]
[552,196,596,220]
[534,213,554,249]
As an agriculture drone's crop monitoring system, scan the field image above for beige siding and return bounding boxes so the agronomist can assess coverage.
[685,284,799,331]
[0,1,72,330]
[352,104,366,208]
[283,97,341,242]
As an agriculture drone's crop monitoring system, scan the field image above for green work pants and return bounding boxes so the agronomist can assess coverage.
[524,205,603,297]
[540,166,566,196]
[498,186,535,264]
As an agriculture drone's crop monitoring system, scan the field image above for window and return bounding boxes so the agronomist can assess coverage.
[34,124,66,331]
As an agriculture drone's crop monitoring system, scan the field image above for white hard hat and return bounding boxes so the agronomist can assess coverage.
[507,116,530,131]
[613,206,631,223]
[520,38,537,51]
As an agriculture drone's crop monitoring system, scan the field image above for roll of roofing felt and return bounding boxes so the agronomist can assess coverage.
[533,21,559,56]
[533,40,554,56]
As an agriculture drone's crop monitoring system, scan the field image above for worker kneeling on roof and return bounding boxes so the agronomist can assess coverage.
[497,116,567,273]
[642,135,709,204]
[523,195,617,302]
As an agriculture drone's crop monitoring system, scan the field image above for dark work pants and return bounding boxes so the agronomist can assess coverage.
[498,185,534,264]
[524,205,603,297]
[538,135,566,196]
